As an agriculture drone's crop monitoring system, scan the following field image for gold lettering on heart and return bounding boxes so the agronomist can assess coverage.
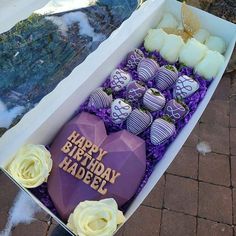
[58,131,121,195]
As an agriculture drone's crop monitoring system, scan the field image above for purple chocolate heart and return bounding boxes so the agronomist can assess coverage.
[48,112,146,220]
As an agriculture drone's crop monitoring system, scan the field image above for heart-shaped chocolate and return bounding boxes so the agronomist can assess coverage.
[48,112,146,220]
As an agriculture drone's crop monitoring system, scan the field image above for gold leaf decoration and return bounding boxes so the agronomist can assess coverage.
[181,2,201,36]
[162,27,191,42]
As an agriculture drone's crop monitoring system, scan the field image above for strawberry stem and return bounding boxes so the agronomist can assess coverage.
[162,115,174,124]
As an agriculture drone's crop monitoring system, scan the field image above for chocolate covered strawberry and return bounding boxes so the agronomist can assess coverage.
[126,80,147,103]
[126,48,145,70]
[173,75,199,99]
[164,99,189,122]
[150,117,176,145]
[111,98,132,124]
[137,58,159,81]
[143,88,166,111]
[110,69,132,92]
[155,65,178,91]
[88,87,113,109]
[126,108,153,135]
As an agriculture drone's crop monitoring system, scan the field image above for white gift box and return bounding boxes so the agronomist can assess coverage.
[0,0,236,235]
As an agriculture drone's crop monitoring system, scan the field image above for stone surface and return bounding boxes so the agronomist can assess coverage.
[167,147,198,179]
[160,210,196,236]
[11,221,48,236]
[199,182,232,224]
[200,100,229,127]
[197,218,233,236]
[48,112,146,220]
[124,206,161,236]
[212,75,231,101]
[231,156,236,187]
[199,153,230,186]
[230,128,236,155]
[0,171,19,230]
[143,176,165,209]
[199,123,229,155]
[233,189,236,225]
[164,174,198,216]
[184,123,199,147]
[230,97,236,127]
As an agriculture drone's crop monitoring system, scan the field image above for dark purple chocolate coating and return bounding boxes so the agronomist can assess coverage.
[47,112,146,220]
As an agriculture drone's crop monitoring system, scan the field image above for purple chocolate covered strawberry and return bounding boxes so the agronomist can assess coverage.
[150,117,176,145]
[126,48,145,70]
[88,87,113,109]
[143,88,166,112]
[126,108,153,135]
[155,65,178,91]
[126,81,146,103]
[173,75,199,99]
[137,58,159,81]
[164,99,189,122]
[110,68,132,92]
[111,99,132,124]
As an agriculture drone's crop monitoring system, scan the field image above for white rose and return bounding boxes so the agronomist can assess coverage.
[67,198,125,236]
[8,144,52,188]
[144,29,167,52]
[160,34,184,63]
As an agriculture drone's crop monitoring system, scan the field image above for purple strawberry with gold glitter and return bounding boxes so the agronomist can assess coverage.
[137,58,159,81]
[110,68,132,92]
[111,98,132,124]
[164,99,189,123]
[143,88,166,112]
[88,87,113,109]
[126,48,145,70]
[127,108,153,135]
[155,65,178,91]
[126,81,147,103]
[173,75,199,99]
[150,117,176,145]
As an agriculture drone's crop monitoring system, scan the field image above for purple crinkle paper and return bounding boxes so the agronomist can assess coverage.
[31,45,212,215]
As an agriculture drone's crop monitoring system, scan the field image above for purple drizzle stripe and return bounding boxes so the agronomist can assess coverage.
[89,88,111,109]
[151,119,175,145]
[156,68,177,91]
[137,58,159,81]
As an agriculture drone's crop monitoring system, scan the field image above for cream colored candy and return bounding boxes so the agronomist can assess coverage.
[67,198,125,236]
[144,28,167,52]
[205,35,226,54]
[8,144,52,188]
[194,29,210,43]
[160,34,184,63]
[179,38,207,67]
[195,50,225,80]
[158,13,179,29]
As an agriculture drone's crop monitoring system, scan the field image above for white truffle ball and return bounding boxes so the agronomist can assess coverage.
[158,13,179,29]
[160,34,184,63]
[179,38,207,67]
[205,36,226,54]
[194,29,210,43]
[195,50,225,80]
[144,29,167,52]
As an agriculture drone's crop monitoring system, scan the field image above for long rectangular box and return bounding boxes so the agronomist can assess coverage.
[0,0,236,234]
